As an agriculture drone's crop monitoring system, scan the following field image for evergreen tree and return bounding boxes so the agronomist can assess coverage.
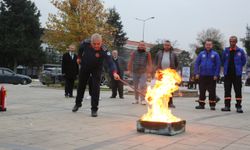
[0,0,45,69]
[150,43,163,59]
[107,7,128,50]
[241,25,250,57]
[178,51,192,68]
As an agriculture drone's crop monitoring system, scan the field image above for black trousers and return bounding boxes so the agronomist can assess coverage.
[111,77,123,98]
[88,76,92,96]
[65,77,75,96]
[75,68,102,111]
[224,75,242,108]
[198,76,216,107]
[169,96,173,105]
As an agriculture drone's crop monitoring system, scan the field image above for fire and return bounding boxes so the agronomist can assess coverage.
[141,69,182,123]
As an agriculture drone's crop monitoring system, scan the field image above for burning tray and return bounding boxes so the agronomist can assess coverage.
[137,119,186,136]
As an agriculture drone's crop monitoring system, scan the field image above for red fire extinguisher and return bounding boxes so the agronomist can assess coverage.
[0,86,7,111]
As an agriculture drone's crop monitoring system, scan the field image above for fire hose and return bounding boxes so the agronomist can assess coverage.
[119,78,183,98]
[118,79,146,97]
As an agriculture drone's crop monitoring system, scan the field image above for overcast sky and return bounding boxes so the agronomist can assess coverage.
[32,0,250,50]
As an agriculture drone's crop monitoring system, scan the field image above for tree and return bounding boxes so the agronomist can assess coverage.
[193,28,225,57]
[150,40,178,59]
[178,51,192,68]
[241,25,250,57]
[107,7,128,50]
[150,43,163,59]
[44,0,114,52]
[0,0,45,69]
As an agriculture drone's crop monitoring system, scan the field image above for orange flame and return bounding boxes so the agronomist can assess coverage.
[141,69,182,123]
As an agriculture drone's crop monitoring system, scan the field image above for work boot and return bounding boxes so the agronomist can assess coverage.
[215,96,220,103]
[236,104,243,113]
[91,111,98,117]
[236,108,243,113]
[221,107,231,111]
[169,104,176,108]
[221,100,231,111]
[195,105,205,109]
[72,104,82,112]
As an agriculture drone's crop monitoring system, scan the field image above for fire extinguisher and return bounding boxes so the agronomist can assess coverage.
[0,86,7,111]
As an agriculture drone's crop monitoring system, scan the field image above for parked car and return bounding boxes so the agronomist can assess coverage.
[0,67,32,85]
[39,67,64,85]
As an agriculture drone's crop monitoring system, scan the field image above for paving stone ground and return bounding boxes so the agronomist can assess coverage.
[0,82,250,150]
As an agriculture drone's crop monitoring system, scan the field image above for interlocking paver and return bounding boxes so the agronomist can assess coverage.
[0,82,250,150]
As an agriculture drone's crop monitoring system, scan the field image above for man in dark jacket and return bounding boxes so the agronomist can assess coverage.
[72,33,120,117]
[194,39,221,110]
[62,44,79,98]
[110,50,127,99]
[221,36,246,113]
[154,40,178,108]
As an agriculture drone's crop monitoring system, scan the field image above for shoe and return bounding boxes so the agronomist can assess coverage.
[72,104,81,112]
[132,100,139,104]
[169,104,176,108]
[221,107,231,111]
[195,105,205,109]
[236,108,243,113]
[141,101,147,105]
[91,111,98,117]
[215,96,220,103]
[210,106,216,110]
[110,96,116,98]
[119,96,124,99]
[69,95,74,98]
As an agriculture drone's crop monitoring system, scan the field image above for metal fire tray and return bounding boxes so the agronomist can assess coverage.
[137,119,186,136]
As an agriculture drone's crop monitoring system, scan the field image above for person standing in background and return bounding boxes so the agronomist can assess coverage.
[194,39,221,110]
[127,41,153,105]
[154,40,179,108]
[110,50,127,99]
[62,44,79,98]
[221,36,246,113]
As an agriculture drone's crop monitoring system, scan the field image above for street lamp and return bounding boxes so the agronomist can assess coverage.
[136,17,155,41]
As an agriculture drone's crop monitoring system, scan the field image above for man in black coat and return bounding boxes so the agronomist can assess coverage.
[110,50,127,99]
[62,44,79,98]
[72,33,120,117]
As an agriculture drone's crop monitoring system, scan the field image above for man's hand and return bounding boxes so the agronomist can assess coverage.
[113,73,120,80]
[77,58,81,65]
[195,74,199,80]
[214,76,218,81]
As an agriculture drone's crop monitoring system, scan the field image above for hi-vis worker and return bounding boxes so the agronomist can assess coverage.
[194,39,221,110]
[72,33,120,117]
[221,36,246,113]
